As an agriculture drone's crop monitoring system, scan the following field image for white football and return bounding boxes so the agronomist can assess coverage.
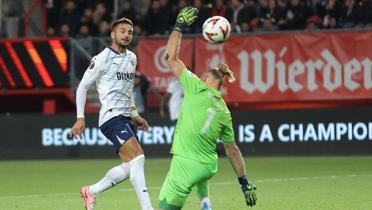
[202,16,231,44]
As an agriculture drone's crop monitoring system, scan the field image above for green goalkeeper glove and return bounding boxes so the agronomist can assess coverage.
[238,176,257,207]
[174,6,198,32]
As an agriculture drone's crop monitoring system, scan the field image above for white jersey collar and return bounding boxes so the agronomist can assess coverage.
[108,46,127,56]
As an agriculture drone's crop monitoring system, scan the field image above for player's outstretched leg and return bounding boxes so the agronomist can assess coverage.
[196,180,212,210]
[81,163,130,210]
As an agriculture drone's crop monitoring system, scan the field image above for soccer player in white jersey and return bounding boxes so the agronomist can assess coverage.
[160,79,183,124]
[69,18,153,210]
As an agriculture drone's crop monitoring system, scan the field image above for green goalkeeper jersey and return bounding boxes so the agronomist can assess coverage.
[171,69,235,164]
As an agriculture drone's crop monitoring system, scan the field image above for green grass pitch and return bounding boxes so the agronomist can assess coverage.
[1,156,372,210]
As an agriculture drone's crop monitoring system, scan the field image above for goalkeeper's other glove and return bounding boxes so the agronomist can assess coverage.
[174,6,198,32]
[238,176,257,207]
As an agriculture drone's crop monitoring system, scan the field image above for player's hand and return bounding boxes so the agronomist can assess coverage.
[242,182,257,207]
[133,116,149,132]
[174,6,199,32]
[238,176,257,207]
[69,118,85,138]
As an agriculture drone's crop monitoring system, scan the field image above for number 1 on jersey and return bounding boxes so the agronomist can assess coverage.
[201,108,216,134]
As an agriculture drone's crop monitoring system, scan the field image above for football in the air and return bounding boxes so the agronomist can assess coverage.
[202,16,231,44]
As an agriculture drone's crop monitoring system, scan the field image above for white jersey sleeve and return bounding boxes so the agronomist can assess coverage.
[76,56,104,118]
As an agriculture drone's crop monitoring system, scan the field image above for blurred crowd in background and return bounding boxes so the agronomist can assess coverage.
[45,0,372,38]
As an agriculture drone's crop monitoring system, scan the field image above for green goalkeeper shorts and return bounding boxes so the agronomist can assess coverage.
[158,155,217,209]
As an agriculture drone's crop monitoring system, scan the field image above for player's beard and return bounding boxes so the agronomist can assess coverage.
[115,37,130,49]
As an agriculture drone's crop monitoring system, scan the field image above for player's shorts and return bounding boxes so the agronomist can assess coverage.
[158,155,217,209]
[99,115,138,152]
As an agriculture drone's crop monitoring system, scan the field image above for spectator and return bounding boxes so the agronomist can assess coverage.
[353,0,372,26]
[325,16,338,29]
[211,0,230,18]
[191,0,211,33]
[80,7,98,36]
[236,0,258,32]
[268,0,286,23]
[60,0,80,36]
[305,0,327,19]
[256,0,269,18]
[93,2,112,25]
[305,15,323,30]
[240,21,252,32]
[118,0,139,24]
[46,0,62,30]
[131,0,151,16]
[36,0,372,38]
[257,0,284,31]
[75,0,102,14]
[227,0,246,33]
[177,0,188,11]
[59,24,70,37]
[324,0,343,28]
[160,0,177,31]
[283,0,307,29]
[340,0,358,28]
[76,24,90,38]
[46,27,57,37]
[257,14,278,31]
[142,0,169,35]
[134,25,144,36]
[276,0,288,29]
[80,7,94,24]
[98,20,111,36]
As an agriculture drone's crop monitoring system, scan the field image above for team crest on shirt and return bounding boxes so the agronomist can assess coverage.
[89,59,95,69]
[130,59,135,67]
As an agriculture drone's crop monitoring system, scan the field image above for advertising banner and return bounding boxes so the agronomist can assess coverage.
[137,39,194,92]
[137,31,372,103]
[0,38,69,88]
[1,107,372,159]
[194,31,372,103]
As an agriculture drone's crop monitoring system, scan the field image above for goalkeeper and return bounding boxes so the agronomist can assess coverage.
[158,6,257,210]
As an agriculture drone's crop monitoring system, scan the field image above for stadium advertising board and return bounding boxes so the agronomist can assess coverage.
[138,30,372,103]
[0,38,69,88]
[1,107,372,159]
[196,31,372,103]
[137,39,194,92]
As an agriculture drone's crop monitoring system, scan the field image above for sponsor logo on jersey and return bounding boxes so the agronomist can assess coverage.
[116,72,135,80]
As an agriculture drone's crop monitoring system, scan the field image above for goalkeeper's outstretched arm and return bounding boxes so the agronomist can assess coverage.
[165,6,198,78]
[165,31,185,79]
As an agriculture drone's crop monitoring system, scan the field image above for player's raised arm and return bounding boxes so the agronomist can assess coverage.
[165,6,198,78]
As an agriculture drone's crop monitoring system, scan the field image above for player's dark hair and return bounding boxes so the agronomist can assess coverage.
[208,63,236,89]
[111,17,133,31]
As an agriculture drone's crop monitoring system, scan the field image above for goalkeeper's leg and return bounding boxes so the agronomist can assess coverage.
[196,180,212,210]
